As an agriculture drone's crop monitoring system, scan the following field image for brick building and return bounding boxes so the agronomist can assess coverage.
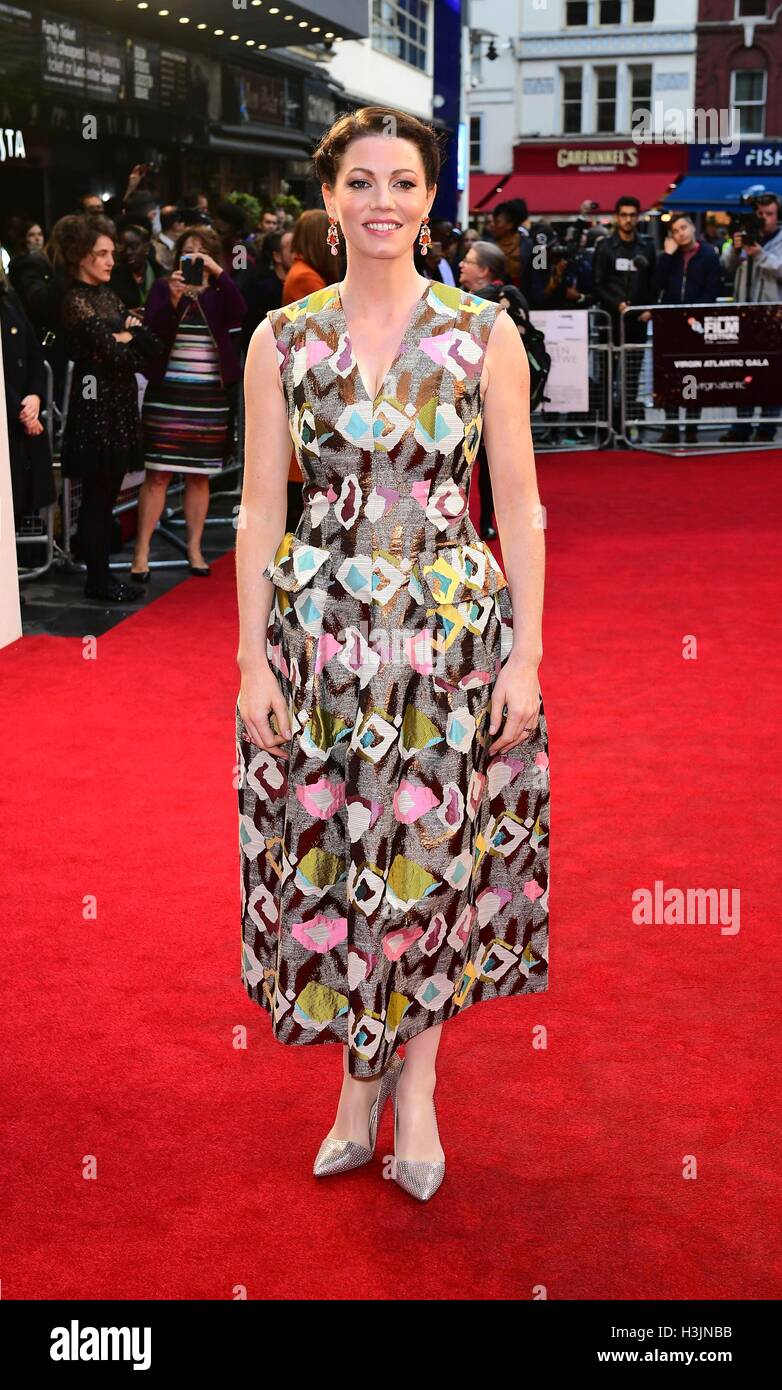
[696,1,782,138]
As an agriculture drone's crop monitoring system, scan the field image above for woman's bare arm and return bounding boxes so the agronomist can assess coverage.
[480,309,546,751]
[235,317,295,754]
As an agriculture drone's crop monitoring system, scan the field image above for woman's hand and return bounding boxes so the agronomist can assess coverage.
[18,394,40,428]
[238,666,292,760]
[200,253,223,281]
[488,658,542,755]
[112,330,133,343]
[124,310,143,328]
[169,270,187,306]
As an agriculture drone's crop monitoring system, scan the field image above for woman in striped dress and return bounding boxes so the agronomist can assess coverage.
[131,226,246,579]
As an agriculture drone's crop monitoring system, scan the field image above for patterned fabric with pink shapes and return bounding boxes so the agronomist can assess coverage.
[237,280,550,1079]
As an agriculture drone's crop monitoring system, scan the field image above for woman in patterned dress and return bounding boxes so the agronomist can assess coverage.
[235,107,549,1202]
[131,226,245,580]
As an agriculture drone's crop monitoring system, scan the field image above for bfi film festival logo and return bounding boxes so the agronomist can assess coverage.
[685,313,740,344]
[703,314,740,345]
[50,1320,151,1370]
[632,105,741,157]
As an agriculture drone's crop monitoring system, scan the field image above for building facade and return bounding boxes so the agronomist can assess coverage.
[0,1,364,228]
[696,1,782,138]
[468,0,697,213]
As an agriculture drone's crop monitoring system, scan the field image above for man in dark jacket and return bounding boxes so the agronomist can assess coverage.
[653,213,722,443]
[593,196,657,334]
[593,195,657,436]
[654,214,723,305]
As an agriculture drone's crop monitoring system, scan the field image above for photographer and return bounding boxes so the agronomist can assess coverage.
[528,228,589,311]
[653,213,722,444]
[721,192,782,443]
[131,225,246,580]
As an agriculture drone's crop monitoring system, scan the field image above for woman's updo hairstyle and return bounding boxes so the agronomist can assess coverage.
[312,105,443,191]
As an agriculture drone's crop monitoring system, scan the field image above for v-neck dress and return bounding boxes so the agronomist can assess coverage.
[236,279,550,1079]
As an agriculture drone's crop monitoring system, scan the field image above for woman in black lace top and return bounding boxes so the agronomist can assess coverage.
[53,214,161,602]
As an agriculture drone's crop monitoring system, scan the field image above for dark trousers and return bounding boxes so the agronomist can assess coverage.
[76,467,123,587]
[730,403,781,438]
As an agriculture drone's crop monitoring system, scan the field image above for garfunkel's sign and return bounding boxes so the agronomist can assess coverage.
[556,147,640,169]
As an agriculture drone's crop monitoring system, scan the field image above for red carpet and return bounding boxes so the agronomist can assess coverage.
[1,450,780,1300]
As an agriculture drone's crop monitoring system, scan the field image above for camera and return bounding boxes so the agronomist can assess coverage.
[181,254,205,286]
[731,198,764,247]
[549,241,575,265]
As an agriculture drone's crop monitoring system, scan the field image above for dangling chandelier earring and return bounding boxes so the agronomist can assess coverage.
[327,214,340,256]
[418,214,432,250]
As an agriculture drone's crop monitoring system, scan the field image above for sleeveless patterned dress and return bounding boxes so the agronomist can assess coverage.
[236,279,550,1079]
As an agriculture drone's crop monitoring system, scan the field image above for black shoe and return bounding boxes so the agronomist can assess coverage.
[754,426,777,442]
[720,428,752,443]
[129,567,151,583]
[659,426,680,444]
[684,426,698,444]
[187,550,212,572]
[84,578,145,603]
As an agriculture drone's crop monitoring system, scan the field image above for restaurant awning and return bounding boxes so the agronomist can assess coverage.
[477,170,682,217]
[469,173,510,211]
[664,173,782,209]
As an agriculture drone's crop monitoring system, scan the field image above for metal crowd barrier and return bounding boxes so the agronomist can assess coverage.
[532,307,613,452]
[617,302,782,452]
[15,359,56,581]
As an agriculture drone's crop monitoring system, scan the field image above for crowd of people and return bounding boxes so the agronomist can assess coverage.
[4,174,781,600]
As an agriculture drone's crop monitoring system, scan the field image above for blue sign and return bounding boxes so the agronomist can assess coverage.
[457,121,466,192]
[689,142,782,173]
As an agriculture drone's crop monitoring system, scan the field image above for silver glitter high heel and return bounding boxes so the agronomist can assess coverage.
[313,1053,402,1178]
[391,1060,446,1202]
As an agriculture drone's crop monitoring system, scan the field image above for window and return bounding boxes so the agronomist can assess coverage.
[566,1,588,24]
[562,68,583,134]
[371,0,428,72]
[736,0,766,15]
[633,0,655,19]
[469,114,482,168]
[630,64,652,123]
[596,66,617,132]
[600,0,621,22]
[731,69,766,135]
